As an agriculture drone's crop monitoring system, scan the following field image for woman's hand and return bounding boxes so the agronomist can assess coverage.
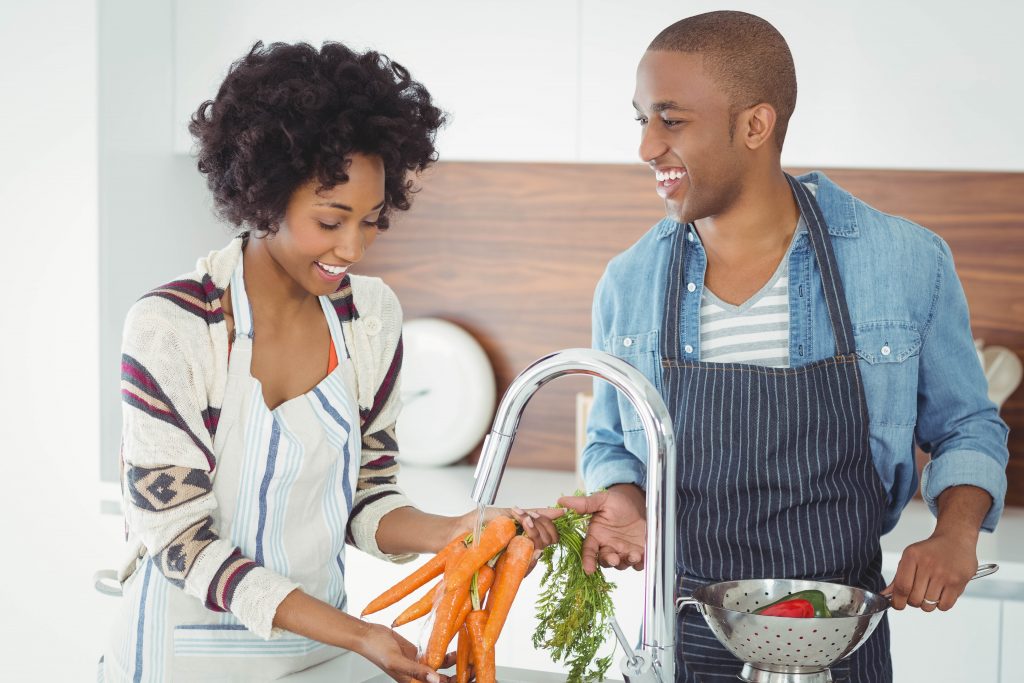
[447,506,564,554]
[360,622,454,683]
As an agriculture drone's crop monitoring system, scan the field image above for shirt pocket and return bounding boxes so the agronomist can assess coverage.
[853,321,921,427]
[603,330,662,433]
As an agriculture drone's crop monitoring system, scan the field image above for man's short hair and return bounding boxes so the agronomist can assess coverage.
[649,11,797,149]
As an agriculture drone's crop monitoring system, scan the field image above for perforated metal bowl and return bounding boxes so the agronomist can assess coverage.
[676,565,997,679]
[677,578,890,676]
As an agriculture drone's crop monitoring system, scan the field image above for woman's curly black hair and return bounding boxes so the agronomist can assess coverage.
[189,41,445,232]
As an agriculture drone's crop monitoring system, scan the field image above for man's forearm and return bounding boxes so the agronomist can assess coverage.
[934,484,991,539]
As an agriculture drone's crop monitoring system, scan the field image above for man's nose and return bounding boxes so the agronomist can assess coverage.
[638,122,668,165]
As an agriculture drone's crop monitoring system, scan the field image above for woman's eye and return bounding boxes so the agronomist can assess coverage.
[317,221,339,230]
[362,220,380,228]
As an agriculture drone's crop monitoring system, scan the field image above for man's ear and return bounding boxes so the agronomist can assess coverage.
[739,103,778,151]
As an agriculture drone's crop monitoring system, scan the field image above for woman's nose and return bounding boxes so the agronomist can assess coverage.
[335,224,366,263]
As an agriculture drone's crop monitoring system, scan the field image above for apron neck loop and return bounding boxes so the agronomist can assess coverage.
[784,174,856,356]
[230,254,255,340]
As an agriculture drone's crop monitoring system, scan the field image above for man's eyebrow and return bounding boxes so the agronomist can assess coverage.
[315,200,386,211]
[632,100,693,114]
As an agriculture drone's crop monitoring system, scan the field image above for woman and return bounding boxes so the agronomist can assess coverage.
[102,41,560,682]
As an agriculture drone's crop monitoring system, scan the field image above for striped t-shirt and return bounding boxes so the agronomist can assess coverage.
[699,219,805,368]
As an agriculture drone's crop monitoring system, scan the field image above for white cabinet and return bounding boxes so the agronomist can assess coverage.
[174,0,1022,169]
[889,596,1002,683]
[1003,602,1024,683]
[173,0,579,161]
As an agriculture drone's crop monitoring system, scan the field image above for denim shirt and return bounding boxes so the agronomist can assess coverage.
[583,171,1009,534]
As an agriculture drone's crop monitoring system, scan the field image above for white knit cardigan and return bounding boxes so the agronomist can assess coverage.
[117,237,414,639]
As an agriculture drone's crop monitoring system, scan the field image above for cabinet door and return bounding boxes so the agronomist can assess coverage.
[174,0,579,161]
[1003,601,1024,683]
[889,596,1000,682]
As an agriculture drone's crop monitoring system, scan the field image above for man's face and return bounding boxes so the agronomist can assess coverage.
[633,50,745,224]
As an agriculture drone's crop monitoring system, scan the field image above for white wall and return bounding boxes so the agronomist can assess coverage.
[0,0,120,679]
[174,0,1024,171]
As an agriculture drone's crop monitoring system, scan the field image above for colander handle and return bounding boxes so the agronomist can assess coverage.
[972,563,999,580]
[675,596,701,614]
[883,562,999,602]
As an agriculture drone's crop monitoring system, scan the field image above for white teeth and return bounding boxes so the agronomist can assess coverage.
[317,262,345,275]
[655,169,685,182]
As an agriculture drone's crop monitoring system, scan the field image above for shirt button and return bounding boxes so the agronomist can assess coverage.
[687,231,695,242]
[687,282,696,292]
[881,344,891,357]
[623,337,633,348]
[684,344,694,354]
[364,315,382,336]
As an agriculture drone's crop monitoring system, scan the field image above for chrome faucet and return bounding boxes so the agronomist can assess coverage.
[471,348,677,683]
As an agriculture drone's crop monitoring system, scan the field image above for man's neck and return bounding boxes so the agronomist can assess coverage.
[694,167,800,264]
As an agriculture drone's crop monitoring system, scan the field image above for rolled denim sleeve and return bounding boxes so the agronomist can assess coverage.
[916,237,1009,532]
[581,272,648,493]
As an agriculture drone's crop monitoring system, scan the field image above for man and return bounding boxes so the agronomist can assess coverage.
[560,11,1009,681]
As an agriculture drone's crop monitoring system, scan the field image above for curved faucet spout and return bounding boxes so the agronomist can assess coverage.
[470,348,677,682]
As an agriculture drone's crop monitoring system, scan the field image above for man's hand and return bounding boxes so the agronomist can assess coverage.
[885,532,978,612]
[558,484,647,574]
[883,485,990,612]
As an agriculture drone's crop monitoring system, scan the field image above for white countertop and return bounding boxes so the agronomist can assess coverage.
[393,463,1024,593]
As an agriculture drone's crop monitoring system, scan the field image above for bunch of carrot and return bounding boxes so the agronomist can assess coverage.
[361,515,536,683]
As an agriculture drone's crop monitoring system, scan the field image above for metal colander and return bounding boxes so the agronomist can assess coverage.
[676,565,997,681]
[677,578,887,678]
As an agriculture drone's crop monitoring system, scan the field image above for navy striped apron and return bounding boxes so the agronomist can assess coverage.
[663,175,892,681]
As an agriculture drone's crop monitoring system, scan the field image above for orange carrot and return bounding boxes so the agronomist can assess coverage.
[444,517,516,597]
[422,544,470,669]
[483,534,534,649]
[362,533,466,616]
[455,625,470,683]
[466,610,495,683]
[451,566,495,642]
[391,578,443,627]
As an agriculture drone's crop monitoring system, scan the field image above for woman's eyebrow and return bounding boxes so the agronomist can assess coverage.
[315,199,386,211]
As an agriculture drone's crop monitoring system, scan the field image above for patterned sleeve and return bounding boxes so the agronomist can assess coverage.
[119,295,298,639]
[345,282,417,563]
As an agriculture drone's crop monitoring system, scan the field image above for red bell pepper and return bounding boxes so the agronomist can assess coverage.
[756,597,815,618]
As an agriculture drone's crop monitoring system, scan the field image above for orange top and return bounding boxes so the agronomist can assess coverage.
[327,341,339,374]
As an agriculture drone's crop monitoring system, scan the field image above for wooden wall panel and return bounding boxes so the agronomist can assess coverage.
[361,163,1024,507]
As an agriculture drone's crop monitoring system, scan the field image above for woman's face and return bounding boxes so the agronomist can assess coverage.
[266,153,386,297]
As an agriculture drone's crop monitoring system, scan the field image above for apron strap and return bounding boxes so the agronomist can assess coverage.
[229,256,255,340]
[785,174,857,356]
[660,221,688,363]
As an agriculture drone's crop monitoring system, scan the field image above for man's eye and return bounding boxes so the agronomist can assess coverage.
[634,116,648,125]
[662,119,683,128]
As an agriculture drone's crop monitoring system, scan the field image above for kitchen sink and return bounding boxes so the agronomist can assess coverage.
[361,667,569,682]
[280,650,619,682]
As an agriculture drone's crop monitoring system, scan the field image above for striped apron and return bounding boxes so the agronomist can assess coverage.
[104,256,361,682]
[665,175,892,681]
